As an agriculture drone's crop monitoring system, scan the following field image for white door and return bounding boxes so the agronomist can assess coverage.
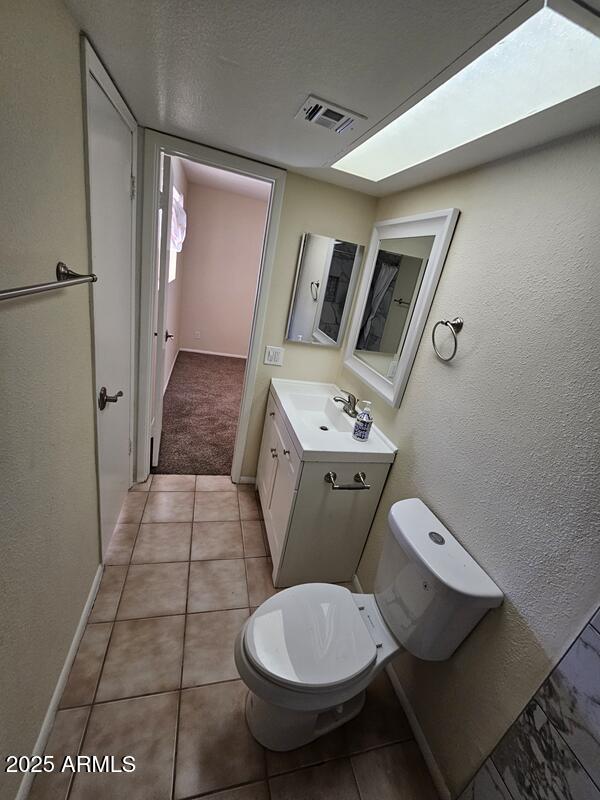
[84,43,137,556]
[150,154,173,466]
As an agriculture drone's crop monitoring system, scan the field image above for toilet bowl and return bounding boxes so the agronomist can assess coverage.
[235,498,503,751]
[234,584,399,750]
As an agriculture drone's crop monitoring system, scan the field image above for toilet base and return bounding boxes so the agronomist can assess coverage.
[245,688,366,751]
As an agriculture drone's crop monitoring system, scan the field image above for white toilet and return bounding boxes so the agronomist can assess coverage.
[234,498,503,751]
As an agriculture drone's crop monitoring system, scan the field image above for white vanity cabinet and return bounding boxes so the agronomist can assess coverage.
[256,380,396,587]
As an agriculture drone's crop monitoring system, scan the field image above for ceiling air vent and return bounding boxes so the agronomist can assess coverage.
[295,95,366,135]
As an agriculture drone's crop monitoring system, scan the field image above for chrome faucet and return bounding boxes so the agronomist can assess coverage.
[333,390,359,418]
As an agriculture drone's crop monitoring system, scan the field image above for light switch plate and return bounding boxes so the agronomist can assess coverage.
[264,345,284,366]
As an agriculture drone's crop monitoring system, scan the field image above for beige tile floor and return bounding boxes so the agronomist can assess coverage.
[29,476,438,800]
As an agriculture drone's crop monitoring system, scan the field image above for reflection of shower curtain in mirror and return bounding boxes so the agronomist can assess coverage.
[358,261,398,349]
[317,246,354,341]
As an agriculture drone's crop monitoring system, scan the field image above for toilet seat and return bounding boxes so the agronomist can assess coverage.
[244,583,377,692]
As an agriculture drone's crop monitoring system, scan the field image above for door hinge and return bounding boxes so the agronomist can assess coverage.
[130,175,136,199]
[128,438,132,456]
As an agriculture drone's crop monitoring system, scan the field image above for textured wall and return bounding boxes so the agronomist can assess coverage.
[336,127,600,796]
[178,184,268,357]
[240,172,376,476]
[0,1,100,796]
[461,607,600,800]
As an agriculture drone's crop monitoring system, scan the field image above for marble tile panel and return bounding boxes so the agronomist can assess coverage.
[535,624,600,787]
[493,700,600,800]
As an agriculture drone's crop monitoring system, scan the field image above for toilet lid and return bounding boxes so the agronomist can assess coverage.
[244,583,377,690]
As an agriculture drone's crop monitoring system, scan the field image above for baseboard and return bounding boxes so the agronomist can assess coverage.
[384,662,451,799]
[351,574,451,800]
[163,348,179,394]
[238,476,256,485]
[15,564,103,800]
[180,347,247,360]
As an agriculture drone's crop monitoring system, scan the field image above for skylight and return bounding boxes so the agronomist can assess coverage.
[333,5,600,182]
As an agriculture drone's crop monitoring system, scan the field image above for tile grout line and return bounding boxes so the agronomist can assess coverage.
[348,755,364,800]
[266,737,416,783]
[64,492,149,799]
[56,705,93,800]
[60,677,243,711]
[532,698,600,794]
[176,776,266,800]
[93,605,249,625]
[110,555,268,567]
[239,489,253,615]
[244,488,273,798]
[170,492,195,800]
[237,488,270,793]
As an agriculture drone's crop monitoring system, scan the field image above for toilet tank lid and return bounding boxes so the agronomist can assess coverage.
[388,499,503,605]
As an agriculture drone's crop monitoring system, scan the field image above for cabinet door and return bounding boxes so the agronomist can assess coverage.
[256,394,278,507]
[269,416,299,563]
[277,460,391,586]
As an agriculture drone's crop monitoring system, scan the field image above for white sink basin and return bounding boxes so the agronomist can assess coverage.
[270,379,397,463]
[282,392,352,433]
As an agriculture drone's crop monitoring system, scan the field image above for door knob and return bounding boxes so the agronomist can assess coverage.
[98,386,124,410]
[165,330,174,342]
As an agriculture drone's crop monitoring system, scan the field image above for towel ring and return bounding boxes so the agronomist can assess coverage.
[432,318,463,362]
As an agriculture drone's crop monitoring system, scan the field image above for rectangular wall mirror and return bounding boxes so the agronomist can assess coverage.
[344,209,459,406]
[286,233,364,347]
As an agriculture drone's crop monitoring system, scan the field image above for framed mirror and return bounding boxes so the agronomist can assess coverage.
[286,233,364,347]
[344,208,459,406]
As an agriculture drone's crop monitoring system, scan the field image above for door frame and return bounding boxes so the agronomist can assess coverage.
[136,129,286,483]
[82,38,138,488]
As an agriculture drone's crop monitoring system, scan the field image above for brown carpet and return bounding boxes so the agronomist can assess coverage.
[155,351,246,475]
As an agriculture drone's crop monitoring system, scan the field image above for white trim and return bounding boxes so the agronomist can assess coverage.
[180,347,247,360]
[351,573,451,800]
[163,347,179,394]
[82,38,138,486]
[343,208,459,407]
[137,130,286,484]
[151,154,174,467]
[15,565,103,800]
[383,662,451,800]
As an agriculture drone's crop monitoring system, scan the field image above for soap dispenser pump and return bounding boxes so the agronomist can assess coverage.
[353,401,373,442]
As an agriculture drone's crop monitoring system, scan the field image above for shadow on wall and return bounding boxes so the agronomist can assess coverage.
[459,608,600,799]
[391,594,553,783]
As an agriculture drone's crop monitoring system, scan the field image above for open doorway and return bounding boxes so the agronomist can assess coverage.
[151,156,271,476]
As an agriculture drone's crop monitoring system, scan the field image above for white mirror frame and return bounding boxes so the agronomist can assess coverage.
[344,208,460,406]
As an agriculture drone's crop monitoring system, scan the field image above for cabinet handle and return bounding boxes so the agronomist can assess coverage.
[324,471,370,491]
[271,448,278,458]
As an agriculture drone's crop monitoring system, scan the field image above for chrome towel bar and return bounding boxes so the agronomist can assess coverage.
[0,262,97,302]
[324,471,371,491]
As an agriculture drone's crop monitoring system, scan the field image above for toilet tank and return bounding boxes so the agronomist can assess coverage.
[374,499,503,660]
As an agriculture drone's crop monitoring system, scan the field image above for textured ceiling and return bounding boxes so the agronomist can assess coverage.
[65,0,538,194]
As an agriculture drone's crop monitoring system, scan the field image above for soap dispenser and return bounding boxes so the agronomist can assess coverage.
[353,401,373,442]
